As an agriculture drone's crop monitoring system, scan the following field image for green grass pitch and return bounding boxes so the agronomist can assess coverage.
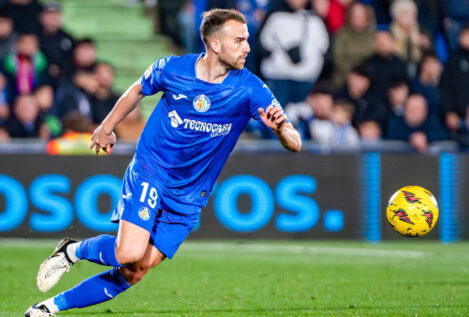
[1,240,469,316]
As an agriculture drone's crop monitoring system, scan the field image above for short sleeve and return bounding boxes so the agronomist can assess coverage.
[249,78,288,129]
[140,56,173,96]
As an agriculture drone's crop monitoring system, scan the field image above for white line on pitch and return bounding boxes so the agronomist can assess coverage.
[182,243,427,258]
[0,239,427,258]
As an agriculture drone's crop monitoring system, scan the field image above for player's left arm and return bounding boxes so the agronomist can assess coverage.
[258,105,302,152]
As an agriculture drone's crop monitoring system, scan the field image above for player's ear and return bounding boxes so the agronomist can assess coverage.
[210,39,221,54]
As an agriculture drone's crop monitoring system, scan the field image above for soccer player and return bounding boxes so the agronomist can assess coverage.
[25,8,301,316]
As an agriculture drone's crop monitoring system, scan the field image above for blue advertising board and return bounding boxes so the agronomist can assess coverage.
[0,153,463,241]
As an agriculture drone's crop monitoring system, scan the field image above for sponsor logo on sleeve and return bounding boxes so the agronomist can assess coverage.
[144,65,152,79]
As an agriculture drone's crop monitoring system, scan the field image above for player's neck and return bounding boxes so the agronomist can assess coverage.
[196,53,230,84]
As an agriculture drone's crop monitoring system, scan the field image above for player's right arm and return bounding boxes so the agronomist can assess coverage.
[90,56,172,155]
[89,81,144,155]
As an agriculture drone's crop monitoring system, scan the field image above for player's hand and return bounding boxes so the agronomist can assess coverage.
[258,105,287,132]
[89,124,116,155]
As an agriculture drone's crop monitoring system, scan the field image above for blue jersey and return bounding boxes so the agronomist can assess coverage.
[134,53,283,214]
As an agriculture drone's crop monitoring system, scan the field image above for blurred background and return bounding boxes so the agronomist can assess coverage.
[0,0,467,242]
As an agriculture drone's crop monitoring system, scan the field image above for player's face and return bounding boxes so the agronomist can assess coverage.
[218,20,250,70]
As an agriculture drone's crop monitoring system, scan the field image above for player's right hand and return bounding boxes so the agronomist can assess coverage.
[89,125,116,155]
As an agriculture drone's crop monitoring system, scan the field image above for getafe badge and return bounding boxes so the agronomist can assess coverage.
[138,207,151,221]
[193,95,211,112]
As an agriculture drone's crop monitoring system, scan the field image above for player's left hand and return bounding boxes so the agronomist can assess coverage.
[89,125,116,155]
[258,105,287,132]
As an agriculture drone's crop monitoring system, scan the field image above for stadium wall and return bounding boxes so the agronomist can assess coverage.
[0,153,463,241]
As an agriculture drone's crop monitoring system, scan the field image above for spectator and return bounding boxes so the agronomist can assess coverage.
[176,1,198,53]
[389,0,430,75]
[115,105,146,141]
[285,82,334,139]
[37,2,76,81]
[413,51,442,116]
[441,26,469,134]
[0,11,17,60]
[386,78,410,118]
[1,0,42,34]
[310,99,360,148]
[311,0,329,20]
[443,0,469,51]
[34,84,53,113]
[414,0,443,39]
[236,0,269,72]
[89,62,119,124]
[45,110,94,155]
[338,65,386,128]
[72,38,97,74]
[361,31,407,102]
[257,0,329,107]
[385,94,448,153]
[368,0,392,26]
[5,93,47,138]
[332,2,375,87]
[54,71,97,120]
[324,0,354,34]
[0,72,9,125]
[2,33,49,99]
[358,119,382,145]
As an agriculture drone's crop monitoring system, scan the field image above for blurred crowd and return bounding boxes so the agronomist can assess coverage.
[171,0,469,152]
[2,0,469,154]
[0,0,146,145]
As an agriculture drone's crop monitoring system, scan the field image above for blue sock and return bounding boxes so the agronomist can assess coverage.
[53,267,131,310]
[75,234,123,267]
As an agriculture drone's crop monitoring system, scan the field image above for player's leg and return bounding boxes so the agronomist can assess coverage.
[37,219,150,292]
[26,243,164,316]
[26,221,159,316]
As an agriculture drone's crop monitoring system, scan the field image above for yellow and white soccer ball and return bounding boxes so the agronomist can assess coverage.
[386,185,439,237]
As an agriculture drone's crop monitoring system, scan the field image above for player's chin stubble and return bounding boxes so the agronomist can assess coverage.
[219,54,243,70]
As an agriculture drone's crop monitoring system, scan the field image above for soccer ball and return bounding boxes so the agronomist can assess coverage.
[386,185,439,237]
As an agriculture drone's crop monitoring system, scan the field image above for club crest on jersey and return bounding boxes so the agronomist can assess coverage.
[138,207,150,221]
[193,94,211,112]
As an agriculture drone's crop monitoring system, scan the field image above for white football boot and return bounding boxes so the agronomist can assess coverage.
[24,303,54,317]
[37,238,77,292]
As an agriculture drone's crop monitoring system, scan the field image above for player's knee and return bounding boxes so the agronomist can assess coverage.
[118,266,151,285]
[115,246,145,265]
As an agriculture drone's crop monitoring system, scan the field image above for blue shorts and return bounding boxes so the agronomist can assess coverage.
[111,165,199,259]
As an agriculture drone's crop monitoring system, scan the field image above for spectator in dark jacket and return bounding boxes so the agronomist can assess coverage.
[89,62,119,124]
[361,30,408,102]
[2,0,42,34]
[413,51,442,116]
[440,26,469,134]
[385,94,448,152]
[338,65,386,128]
[72,38,97,75]
[5,93,47,138]
[444,0,469,51]
[37,3,76,81]
[0,11,16,60]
